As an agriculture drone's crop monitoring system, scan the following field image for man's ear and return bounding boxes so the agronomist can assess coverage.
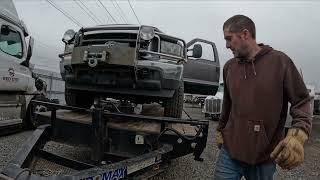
[242,29,251,40]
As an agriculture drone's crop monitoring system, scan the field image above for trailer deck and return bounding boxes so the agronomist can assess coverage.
[37,110,198,136]
[0,100,209,179]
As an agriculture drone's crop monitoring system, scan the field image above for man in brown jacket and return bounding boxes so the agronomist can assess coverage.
[214,15,312,180]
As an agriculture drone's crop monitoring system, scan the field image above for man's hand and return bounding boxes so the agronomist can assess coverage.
[215,131,223,149]
[270,128,308,170]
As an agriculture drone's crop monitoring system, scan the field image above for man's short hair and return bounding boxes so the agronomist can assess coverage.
[223,15,256,39]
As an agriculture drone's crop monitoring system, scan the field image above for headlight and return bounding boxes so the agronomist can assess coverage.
[140,26,155,41]
[62,29,76,44]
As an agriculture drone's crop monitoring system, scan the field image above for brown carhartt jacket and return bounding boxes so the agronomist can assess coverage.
[217,44,312,164]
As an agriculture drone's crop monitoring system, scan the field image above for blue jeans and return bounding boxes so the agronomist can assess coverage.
[214,147,276,180]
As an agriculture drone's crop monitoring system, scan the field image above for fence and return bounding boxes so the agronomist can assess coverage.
[33,69,65,104]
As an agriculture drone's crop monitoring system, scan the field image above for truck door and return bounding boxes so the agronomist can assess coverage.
[0,20,32,127]
[184,38,220,95]
[0,23,31,92]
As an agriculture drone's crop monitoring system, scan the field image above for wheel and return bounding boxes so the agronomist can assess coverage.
[20,96,28,129]
[24,102,38,129]
[164,82,184,118]
[24,94,48,129]
[65,88,94,108]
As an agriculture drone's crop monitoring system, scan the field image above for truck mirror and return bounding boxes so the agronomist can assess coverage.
[21,20,29,36]
[192,44,202,58]
[62,29,76,44]
[21,37,34,67]
[26,37,34,62]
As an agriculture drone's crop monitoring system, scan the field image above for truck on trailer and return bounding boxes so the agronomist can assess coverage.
[59,25,220,118]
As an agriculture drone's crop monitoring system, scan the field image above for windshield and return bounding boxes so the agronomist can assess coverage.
[0,26,23,58]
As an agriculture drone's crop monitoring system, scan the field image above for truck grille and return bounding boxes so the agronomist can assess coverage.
[81,33,137,47]
[204,98,221,114]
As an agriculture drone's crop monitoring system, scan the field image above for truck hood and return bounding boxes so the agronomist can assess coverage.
[82,24,162,33]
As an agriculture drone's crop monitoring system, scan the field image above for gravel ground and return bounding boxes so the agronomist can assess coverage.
[0,104,319,179]
[0,130,33,171]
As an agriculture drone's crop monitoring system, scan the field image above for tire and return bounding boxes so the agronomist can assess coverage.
[24,94,47,129]
[164,82,184,118]
[65,88,94,108]
[24,103,37,129]
[20,96,28,129]
[65,88,76,106]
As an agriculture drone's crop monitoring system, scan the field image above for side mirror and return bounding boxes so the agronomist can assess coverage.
[21,37,34,67]
[62,29,76,44]
[26,37,34,62]
[21,20,29,37]
[192,44,202,58]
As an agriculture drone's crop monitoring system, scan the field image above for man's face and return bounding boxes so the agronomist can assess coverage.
[223,27,249,58]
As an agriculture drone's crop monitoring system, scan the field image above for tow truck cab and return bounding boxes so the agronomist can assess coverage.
[0,0,35,133]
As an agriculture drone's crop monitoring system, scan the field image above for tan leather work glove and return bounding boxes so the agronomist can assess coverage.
[270,128,308,170]
[215,131,223,149]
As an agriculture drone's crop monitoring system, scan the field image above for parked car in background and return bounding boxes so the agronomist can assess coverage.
[184,94,193,103]
[202,82,224,120]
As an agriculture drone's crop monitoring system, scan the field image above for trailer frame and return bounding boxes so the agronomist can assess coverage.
[1,100,209,179]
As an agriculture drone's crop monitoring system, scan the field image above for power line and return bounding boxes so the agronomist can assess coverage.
[109,0,124,23]
[110,0,127,23]
[114,0,129,23]
[73,0,98,24]
[97,0,117,23]
[95,0,110,24]
[45,0,83,27]
[127,0,141,25]
[78,0,104,24]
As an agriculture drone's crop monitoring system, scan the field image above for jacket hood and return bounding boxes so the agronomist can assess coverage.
[254,44,273,61]
[237,44,273,79]
[237,44,273,63]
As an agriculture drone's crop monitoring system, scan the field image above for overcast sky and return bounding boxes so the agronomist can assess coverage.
[13,0,320,90]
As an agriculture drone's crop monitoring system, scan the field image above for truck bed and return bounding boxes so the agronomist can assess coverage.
[38,110,198,136]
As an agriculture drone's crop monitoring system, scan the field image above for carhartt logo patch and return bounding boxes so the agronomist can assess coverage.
[254,125,260,132]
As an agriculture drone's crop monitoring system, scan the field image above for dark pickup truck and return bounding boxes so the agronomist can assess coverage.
[59,25,220,117]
